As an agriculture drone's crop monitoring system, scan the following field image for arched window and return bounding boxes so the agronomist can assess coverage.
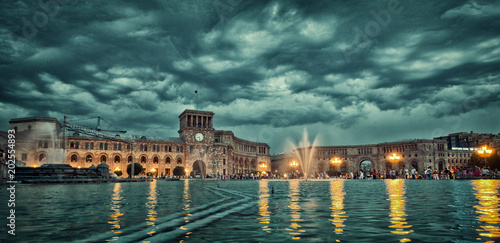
[153,157,159,164]
[86,155,93,162]
[166,157,171,164]
[128,156,132,163]
[114,156,120,163]
[101,155,106,163]
[39,153,46,162]
[141,156,147,163]
[71,154,78,162]
[177,157,182,164]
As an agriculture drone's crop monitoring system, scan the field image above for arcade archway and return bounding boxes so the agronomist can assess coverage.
[360,160,373,172]
[193,160,206,177]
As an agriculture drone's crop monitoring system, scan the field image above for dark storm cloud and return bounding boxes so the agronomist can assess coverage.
[1,0,499,153]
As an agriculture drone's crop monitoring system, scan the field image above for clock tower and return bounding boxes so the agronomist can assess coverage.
[178,109,215,176]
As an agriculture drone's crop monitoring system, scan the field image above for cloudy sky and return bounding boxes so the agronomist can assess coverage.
[1,0,499,154]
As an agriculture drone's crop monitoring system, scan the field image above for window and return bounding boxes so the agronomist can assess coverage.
[223,159,226,165]
[75,142,79,149]
[114,144,117,150]
[71,154,78,162]
[177,157,182,164]
[39,153,46,162]
[166,157,171,164]
[85,142,89,149]
[70,142,75,148]
[90,142,94,149]
[44,141,48,148]
[128,156,132,163]
[118,144,121,151]
[86,155,93,162]
[190,146,193,153]
[141,156,147,163]
[180,146,183,152]
[22,153,27,161]
[101,155,107,163]
[104,143,108,150]
[114,156,120,163]
[144,145,148,152]
[38,141,43,148]
[100,143,104,150]
[153,157,159,164]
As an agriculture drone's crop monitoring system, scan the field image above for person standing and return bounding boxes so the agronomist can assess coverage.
[411,167,416,179]
[426,167,432,180]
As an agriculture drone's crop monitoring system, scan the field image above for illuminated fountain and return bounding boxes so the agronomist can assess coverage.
[285,129,319,179]
[38,122,65,164]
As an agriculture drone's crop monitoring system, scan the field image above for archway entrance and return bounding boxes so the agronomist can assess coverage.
[438,160,444,171]
[360,160,373,172]
[193,160,206,178]
[411,161,419,172]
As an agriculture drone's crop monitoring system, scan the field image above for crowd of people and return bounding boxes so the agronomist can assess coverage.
[162,166,498,180]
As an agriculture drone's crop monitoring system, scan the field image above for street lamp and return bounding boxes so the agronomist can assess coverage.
[477,145,493,168]
[389,153,400,172]
[331,157,342,165]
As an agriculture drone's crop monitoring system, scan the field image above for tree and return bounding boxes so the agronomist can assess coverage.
[127,163,143,177]
[114,170,123,177]
[469,151,500,170]
[173,166,186,176]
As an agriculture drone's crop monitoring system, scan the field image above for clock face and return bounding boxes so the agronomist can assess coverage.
[195,133,204,142]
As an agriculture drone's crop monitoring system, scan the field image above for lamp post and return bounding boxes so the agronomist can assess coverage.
[331,157,342,178]
[290,160,299,179]
[477,145,493,168]
[389,153,400,178]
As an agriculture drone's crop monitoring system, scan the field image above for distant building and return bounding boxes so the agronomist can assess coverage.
[272,132,499,175]
[6,110,271,177]
[434,131,500,150]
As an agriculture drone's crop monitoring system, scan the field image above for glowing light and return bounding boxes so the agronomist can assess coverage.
[290,161,299,167]
[33,165,37,168]
[477,146,493,156]
[331,157,342,164]
[389,153,401,161]
[114,167,120,171]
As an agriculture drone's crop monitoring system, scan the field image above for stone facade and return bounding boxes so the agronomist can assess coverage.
[272,139,481,174]
[7,110,271,177]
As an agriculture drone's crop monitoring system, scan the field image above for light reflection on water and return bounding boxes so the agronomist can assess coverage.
[109,182,123,236]
[329,180,347,237]
[258,180,271,233]
[287,180,304,240]
[146,179,158,235]
[4,180,500,242]
[472,180,500,241]
[386,179,413,242]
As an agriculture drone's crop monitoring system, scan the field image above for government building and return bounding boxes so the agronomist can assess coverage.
[271,132,500,175]
[5,110,271,177]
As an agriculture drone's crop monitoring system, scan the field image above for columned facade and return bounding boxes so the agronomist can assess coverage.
[9,110,271,177]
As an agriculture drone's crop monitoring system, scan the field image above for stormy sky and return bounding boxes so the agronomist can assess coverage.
[1,0,499,154]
